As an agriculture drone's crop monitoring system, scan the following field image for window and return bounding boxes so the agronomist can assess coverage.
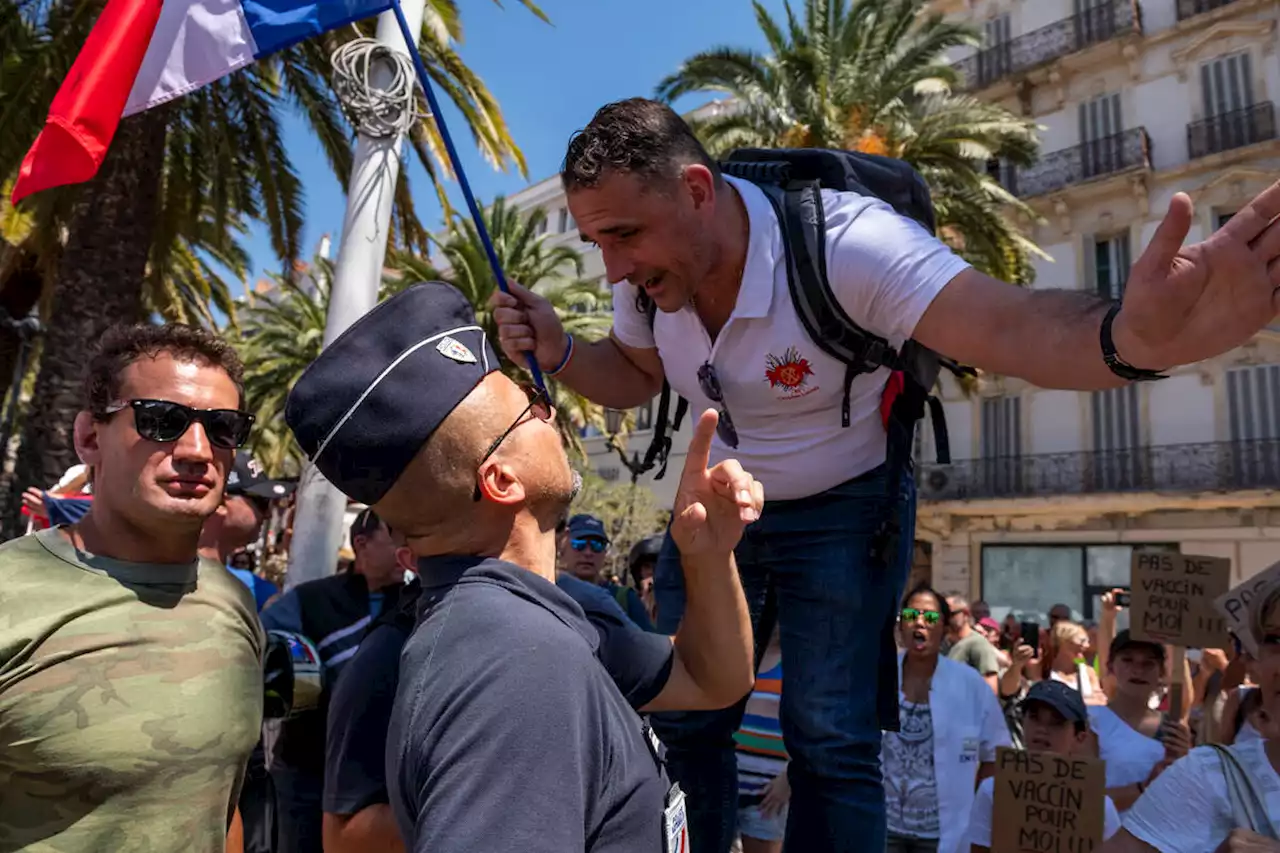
[535,217,547,236]
[1073,0,1117,47]
[1227,364,1280,486]
[980,396,1022,495]
[634,401,654,431]
[1203,52,1254,119]
[977,14,1012,85]
[1216,210,1237,230]
[1088,233,1131,299]
[981,543,1178,627]
[1078,93,1123,179]
[1091,385,1143,490]
[557,207,574,234]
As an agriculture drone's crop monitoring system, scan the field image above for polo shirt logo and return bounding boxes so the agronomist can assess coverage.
[764,346,818,400]
[436,336,477,364]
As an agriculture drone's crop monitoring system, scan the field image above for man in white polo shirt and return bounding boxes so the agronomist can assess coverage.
[492,97,1280,853]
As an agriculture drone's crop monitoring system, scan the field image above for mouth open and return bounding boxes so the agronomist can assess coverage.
[642,273,665,293]
[909,629,929,652]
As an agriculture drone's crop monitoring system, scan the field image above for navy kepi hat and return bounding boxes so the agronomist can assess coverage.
[285,281,499,505]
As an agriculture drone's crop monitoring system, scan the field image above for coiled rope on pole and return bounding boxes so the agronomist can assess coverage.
[329,37,422,139]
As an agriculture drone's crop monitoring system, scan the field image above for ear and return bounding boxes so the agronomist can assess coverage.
[394,545,415,573]
[74,411,103,467]
[476,459,526,507]
[682,164,717,210]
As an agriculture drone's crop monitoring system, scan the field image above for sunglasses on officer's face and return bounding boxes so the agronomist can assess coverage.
[901,607,941,626]
[571,537,607,554]
[103,398,254,449]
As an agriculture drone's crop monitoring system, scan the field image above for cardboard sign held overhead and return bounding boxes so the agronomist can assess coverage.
[1130,551,1232,649]
[1214,559,1280,657]
[992,747,1106,853]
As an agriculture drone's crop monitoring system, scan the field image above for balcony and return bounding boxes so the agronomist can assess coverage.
[1187,102,1277,160]
[920,439,1280,502]
[1002,127,1150,198]
[1177,0,1242,20]
[954,0,1141,91]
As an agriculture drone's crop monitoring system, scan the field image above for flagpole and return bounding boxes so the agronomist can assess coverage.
[284,0,428,589]
[389,0,547,392]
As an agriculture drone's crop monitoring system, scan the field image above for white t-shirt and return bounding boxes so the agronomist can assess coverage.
[1124,739,1280,853]
[966,776,1122,849]
[610,175,970,500]
[1088,706,1165,792]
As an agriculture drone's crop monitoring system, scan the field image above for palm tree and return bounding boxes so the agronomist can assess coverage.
[237,202,613,476]
[656,0,1046,286]
[390,198,613,454]
[0,0,541,529]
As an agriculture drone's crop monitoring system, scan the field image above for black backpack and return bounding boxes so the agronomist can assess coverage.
[631,147,967,563]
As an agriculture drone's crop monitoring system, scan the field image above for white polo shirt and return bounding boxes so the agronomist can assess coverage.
[611,174,970,500]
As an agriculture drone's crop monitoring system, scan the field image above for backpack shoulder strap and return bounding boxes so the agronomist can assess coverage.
[634,293,685,481]
[1205,744,1279,838]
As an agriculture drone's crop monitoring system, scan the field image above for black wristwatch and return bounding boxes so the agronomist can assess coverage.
[1101,303,1168,382]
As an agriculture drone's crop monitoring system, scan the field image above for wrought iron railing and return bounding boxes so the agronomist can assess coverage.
[919,439,1280,502]
[954,0,1141,90]
[1187,102,1277,160]
[1001,127,1150,198]
[1177,0,1241,20]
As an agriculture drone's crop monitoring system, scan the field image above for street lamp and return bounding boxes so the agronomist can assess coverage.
[603,408,646,485]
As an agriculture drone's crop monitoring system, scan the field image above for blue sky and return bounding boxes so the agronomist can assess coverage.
[241,0,788,285]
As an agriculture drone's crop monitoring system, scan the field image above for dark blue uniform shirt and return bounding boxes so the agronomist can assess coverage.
[387,556,675,852]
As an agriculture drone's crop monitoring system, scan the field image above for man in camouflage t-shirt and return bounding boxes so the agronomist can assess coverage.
[0,324,264,852]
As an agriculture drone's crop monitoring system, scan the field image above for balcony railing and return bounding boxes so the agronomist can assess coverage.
[919,439,1280,502]
[954,0,1141,90]
[1188,102,1277,160]
[1002,127,1150,198]
[1177,0,1241,20]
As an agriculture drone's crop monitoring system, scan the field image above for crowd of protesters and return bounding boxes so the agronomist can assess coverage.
[5,94,1280,853]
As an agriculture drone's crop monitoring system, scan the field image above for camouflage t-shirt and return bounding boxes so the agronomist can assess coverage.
[0,527,265,852]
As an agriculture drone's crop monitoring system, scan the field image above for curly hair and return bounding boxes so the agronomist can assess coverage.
[561,97,720,192]
[84,323,245,418]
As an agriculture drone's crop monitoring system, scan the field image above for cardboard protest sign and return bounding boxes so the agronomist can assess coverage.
[992,747,1106,853]
[1215,559,1280,656]
[1130,551,1232,649]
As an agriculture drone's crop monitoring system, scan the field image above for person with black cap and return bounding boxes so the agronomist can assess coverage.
[1089,630,1192,813]
[258,506,410,853]
[285,280,759,852]
[965,680,1123,852]
[203,450,295,613]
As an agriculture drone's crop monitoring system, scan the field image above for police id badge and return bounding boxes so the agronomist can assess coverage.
[663,783,689,853]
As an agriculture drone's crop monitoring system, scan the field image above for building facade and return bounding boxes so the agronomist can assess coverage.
[506,0,1280,625]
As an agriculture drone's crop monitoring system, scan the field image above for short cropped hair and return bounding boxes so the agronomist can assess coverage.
[561,98,720,192]
[85,324,245,418]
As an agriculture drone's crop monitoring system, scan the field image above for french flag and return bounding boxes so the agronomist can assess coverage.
[11,0,394,203]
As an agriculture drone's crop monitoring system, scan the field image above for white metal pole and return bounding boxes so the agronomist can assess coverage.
[285,0,427,588]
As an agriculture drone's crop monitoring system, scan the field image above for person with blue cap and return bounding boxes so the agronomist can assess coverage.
[965,680,1123,851]
[285,280,760,853]
[561,512,656,631]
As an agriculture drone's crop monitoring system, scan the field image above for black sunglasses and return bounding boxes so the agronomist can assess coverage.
[104,399,254,450]
[696,362,739,448]
[472,385,554,501]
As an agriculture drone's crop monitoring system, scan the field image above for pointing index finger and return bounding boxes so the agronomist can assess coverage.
[680,409,718,481]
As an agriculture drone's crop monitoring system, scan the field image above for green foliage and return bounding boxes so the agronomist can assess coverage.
[569,469,671,582]
[657,0,1047,285]
[235,198,614,476]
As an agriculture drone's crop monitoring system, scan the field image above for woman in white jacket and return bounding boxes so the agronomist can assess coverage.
[883,585,1011,853]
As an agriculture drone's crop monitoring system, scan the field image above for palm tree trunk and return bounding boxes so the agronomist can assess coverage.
[3,108,168,537]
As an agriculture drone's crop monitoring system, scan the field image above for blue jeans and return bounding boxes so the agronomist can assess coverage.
[651,466,916,853]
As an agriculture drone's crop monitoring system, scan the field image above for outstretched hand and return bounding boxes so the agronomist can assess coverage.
[1115,181,1280,369]
[670,410,764,556]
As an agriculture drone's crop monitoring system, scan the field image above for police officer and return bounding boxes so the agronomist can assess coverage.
[285,281,760,852]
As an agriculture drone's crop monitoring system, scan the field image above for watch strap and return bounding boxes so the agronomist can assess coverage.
[1101,303,1168,382]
